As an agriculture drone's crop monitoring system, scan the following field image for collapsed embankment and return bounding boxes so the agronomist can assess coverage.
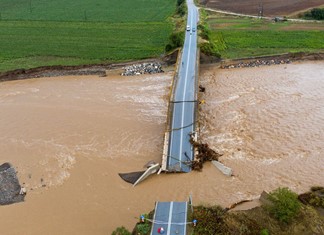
[220,52,324,68]
[0,50,179,82]
[1,51,323,82]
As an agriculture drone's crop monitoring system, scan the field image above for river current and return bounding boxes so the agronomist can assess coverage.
[0,62,323,234]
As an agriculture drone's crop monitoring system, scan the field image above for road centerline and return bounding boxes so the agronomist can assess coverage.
[166,202,174,235]
[178,9,194,168]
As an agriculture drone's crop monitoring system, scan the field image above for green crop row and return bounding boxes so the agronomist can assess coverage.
[207,15,324,59]
[218,30,324,58]
[0,20,173,72]
[0,0,177,72]
[0,0,175,23]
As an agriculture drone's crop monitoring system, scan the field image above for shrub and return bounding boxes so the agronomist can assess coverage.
[192,205,227,234]
[198,23,211,40]
[136,223,150,235]
[310,186,324,192]
[165,31,185,51]
[260,228,269,235]
[310,8,324,20]
[176,3,187,17]
[200,42,221,58]
[299,186,324,208]
[111,226,131,235]
[265,187,301,224]
[177,0,185,7]
[304,8,324,20]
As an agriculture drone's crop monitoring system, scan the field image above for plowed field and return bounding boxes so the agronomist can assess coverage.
[201,0,324,16]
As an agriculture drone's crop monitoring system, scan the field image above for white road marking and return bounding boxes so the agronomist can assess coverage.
[183,202,188,235]
[168,1,197,171]
[166,202,174,235]
[178,9,193,168]
[150,202,159,235]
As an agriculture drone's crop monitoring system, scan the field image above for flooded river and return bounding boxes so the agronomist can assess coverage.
[0,61,323,234]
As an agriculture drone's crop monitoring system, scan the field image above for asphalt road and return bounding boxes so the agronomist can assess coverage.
[167,0,198,172]
[150,201,188,235]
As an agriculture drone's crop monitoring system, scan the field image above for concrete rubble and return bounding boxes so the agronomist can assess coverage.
[0,163,26,205]
[212,160,233,177]
[222,59,291,69]
[121,62,164,76]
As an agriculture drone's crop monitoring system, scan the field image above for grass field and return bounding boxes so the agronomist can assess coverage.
[207,15,324,59]
[0,0,176,72]
[0,0,174,22]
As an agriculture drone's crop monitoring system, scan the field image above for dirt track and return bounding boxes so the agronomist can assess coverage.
[200,0,324,16]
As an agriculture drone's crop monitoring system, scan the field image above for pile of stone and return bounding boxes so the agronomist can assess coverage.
[222,59,291,69]
[121,62,164,76]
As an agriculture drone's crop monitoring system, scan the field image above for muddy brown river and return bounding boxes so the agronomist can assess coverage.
[0,61,323,234]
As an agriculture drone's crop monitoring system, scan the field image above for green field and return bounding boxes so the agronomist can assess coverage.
[207,15,324,59]
[0,0,176,72]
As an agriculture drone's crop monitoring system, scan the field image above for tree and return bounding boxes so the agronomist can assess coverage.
[265,187,301,224]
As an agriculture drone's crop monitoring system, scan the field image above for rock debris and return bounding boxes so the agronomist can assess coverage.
[121,62,164,76]
[222,59,291,69]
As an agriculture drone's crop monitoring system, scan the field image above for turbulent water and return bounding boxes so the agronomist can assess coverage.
[0,74,169,189]
[199,61,324,194]
[0,62,323,234]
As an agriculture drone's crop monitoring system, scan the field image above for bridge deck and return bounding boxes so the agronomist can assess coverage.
[150,201,188,235]
[164,0,198,173]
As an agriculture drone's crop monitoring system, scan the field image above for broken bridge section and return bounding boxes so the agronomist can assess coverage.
[161,0,199,173]
[0,163,26,205]
[150,201,188,235]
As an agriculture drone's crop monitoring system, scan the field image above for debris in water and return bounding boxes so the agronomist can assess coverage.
[118,161,160,186]
[0,163,26,205]
[212,160,232,176]
[199,85,206,92]
[189,134,223,171]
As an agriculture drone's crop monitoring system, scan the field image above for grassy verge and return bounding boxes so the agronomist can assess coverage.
[205,13,324,59]
[0,0,176,72]
[197,9,222,58]
[164,0,187,52]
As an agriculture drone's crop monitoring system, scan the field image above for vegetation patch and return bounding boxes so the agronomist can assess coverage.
[197,9,222,58]
[299,186,324,208]
[0,0,176,22]
[111,226,131,235]
[165,31,185,52]
[132,213,153,235]
[190,205,228,234]
[303,8,324,20]
[176,0,187,17]
[264,187,301,224]
[205,13,324,59]
[164,0,187,52]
